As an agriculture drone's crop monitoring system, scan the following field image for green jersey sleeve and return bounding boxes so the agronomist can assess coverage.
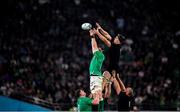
[77,97,93,111]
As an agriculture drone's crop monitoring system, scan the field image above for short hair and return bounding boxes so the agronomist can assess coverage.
[128,87,134,96]
[117,34,126,42]
[75,89,81,98]
[75,88,82,98]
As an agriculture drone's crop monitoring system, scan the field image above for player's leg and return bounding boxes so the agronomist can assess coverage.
[98,99,104,112]
[91,82,103,111]
[90,76,103,95]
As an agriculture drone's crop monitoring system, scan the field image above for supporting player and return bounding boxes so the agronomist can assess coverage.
[94,23,125,73]
[76,79,112,112]
[111,70,134,111]
[76,89,100,111]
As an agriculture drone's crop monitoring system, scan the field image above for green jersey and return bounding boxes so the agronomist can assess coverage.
[92,99,104,111]
[99,100,104,111]
[89,51,105,76]
[77,97,93,112]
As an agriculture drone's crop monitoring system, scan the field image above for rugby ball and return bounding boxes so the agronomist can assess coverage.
[81,23,92,30]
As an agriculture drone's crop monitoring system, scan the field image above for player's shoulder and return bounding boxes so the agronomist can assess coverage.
[119,91,126,96]
[83,96,92,100]
[94,50,104,56]
[93,50,105,60]
[94,50,101,54]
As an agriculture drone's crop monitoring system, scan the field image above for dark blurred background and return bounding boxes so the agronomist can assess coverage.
[0,0,179,111]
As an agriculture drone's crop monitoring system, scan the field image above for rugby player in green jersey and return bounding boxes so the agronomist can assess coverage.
[89,28,113,111]
[76,89,100,112]
[89,28,105,99]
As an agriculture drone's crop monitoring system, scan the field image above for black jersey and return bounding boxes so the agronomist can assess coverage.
[117,92,133,111]
[108,41,121,72]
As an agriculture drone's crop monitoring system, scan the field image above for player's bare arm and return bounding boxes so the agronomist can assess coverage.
[104,75,114,98]
[116,73,126,92]
[96,23,112,41]
[94,27,112,47]
[112,70,122,95]
[89,29,99,53]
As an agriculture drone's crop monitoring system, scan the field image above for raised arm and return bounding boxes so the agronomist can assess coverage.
[112,70,121,95]
[116,73,126,92]
[104,76,114,98]
[95,29,112,47]
[94,23,112,47]
[96,23,112,41]
[89,29,99,53]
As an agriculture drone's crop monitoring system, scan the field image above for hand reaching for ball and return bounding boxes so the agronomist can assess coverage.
[89,28,97,37]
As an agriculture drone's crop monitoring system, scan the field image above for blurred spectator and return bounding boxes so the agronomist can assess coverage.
[0,0,179,110]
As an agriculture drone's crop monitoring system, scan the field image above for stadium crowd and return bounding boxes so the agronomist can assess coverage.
[0,0,179,110]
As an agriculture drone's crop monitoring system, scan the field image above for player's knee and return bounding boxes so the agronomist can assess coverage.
[103,71,110,75]
[103,71,111,79]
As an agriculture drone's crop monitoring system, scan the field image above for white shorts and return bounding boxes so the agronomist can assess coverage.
[90,76,103,94]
